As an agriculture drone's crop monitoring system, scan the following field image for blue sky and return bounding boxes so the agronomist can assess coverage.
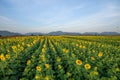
[0,0,120,33]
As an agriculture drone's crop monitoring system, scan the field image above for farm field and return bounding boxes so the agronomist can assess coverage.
[0,36,120,80]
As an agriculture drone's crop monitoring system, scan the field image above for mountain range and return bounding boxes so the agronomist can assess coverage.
[0,30,120,36]
[0,31,22,36]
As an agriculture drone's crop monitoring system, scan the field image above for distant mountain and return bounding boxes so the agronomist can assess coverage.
[100,32,120,35]
[0,31,22,36]
[48,31,81,35]
[48,31,120,36]
[83,32,99,35]
[25,32,43,36]
[83,32,120,35]
[0,30,120,36]
[48,31,64,35]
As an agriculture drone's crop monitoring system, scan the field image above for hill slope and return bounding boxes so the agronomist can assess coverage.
[0,31,22,36]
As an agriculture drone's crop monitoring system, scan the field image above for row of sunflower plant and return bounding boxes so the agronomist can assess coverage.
[0,36,42,79]
[0,36,120,80]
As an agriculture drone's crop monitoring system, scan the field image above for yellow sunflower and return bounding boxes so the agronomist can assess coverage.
[12,46,16,50]
[27,60,31,65]
[58,65,62,69]
[45,64,50,69]
[94,71,99,75]
[27,44,31,47]
[66,72,71,77]
[98,52,103,57]
[6,54,10,59]
[0,54,6,61]
[91,57,95,60]
[57,57,61,62]
[84,64,91,70]
[45,76,49,80]
[42,48,45,53]
[36,66,42,71]
[35,75,40,79]
[76,60,82,65]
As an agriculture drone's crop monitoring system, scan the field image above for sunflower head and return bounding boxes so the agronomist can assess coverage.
[91,57,95,60]
[27,60,31,65]
[36,66,42,71]
[42,48,45,53]
[98,52,103,57]
[45,76,49,80]
[57,57,61,62]
[12,46,16,50]
[45,64,50,69]
[58,65,62,69]
[76,59,82,65]
[66,72,71,77]
[84,64,91,70]
[27,44,31,47]
[72,53,76,58]
[35,75,40,79]
[0,54,6,61]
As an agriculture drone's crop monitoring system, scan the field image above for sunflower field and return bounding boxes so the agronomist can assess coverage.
[0,36,120,80]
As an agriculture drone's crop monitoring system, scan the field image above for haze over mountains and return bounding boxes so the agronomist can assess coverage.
[0,30,120,36]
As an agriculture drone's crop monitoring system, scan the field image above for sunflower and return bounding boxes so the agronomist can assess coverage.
[62,48,66,52]
[27,44,31,47]
[45,76,49,80]
[42,57,46,61]
[65,49,69,53]
[76,44,79,46]
[27,60,31,65]
[57,57,61,62]
[42,48,45,53]
[33,40,36,44]
[98,52,103,57]
[91,57,95,60]
[36,66,42,71]
[17,44,20,48]
[66,72,71,77]
[12,46,16,50]
[82,46,86,49]
[20,47,24,50]
[0,54,6,61]
[58,65,62,69]
[94,71,99,75]
[43,44,46,48]
[76,60,82,65]
[6,54,10,59]
[35,75,40,79]
[72,54,76,58]
[84,64,91,70]
[45,64,50,69]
